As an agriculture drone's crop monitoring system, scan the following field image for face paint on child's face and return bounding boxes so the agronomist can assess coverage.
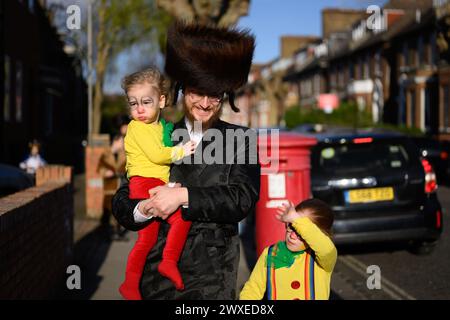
[285,223,307,252]
[127,83,165,124]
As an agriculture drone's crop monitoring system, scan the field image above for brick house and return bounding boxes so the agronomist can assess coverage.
[229,1,449,135]
[434,0,450,139]
[282,0,450,139]
[283,9,369,113]
[1,0,87,172]
[386,7,440,134]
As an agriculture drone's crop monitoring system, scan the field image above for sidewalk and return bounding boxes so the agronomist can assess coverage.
[90,231,134,300]
[70,219,252,300]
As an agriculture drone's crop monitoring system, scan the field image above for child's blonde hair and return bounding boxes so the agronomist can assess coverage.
[121,67,170,106]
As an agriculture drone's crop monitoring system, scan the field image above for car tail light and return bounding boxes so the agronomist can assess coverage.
[440,151,448,160]
[436,210,442,229]
[421,158,437,193]
[353,137,373,144]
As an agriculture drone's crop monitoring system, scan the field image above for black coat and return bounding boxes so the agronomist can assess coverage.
[112,118,261,299]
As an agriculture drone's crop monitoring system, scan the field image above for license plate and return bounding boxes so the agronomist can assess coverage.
[345,187,394,204]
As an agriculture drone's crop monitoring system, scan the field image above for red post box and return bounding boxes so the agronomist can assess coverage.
[256,131,317,257]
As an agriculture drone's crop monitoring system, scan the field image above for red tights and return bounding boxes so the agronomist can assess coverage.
[119,176,191,300]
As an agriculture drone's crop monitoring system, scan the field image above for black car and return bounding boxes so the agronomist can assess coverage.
[0,163,34,197]
[305,130,442,254]
[411,136,450,185]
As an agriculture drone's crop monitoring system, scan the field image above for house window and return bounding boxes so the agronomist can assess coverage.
[3,55,11,122]
[16,61,23,122]
[409,90,416,127]
[331,71,336,89]
[302,78,312,97]
[349,60,354,80]
[403,42,409,67]
[418,35,424,66]
[425,87,431,133]
[399,87,406,125]
[444,85,450,131]
[330,66,336,88]
[409,40,416,67]
[307,79,312,96]
[359,57,364,79]
[375,49,382,76]
[338,65,344,87]
[314,74,320,95]
[424,34,431,65]
[364,54,370,79]
[430,31,438,65]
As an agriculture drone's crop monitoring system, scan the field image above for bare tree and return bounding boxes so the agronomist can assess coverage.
[48,0,172,134]
[156,0,250,27]
[90,0,172,134]
[257,72,289,126]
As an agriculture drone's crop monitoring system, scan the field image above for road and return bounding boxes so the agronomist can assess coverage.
[330,186,450,300]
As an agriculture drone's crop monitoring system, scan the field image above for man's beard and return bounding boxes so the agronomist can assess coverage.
[183,99,222,131]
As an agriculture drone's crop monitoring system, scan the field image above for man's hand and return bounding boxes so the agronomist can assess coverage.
[138,198,155,218]
[147,184,189,220]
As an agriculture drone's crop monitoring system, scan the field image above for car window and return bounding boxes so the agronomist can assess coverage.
[314,141,410,174]
[413,138,441,149]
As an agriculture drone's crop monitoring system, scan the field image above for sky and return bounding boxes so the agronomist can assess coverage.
[238,0,388,64]
[99,0,388,94]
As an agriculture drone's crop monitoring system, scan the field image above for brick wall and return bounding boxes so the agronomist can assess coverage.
[35,165,73,187]
[0,167,73,299]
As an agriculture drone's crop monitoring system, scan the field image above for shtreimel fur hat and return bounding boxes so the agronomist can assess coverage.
[165,21,255,112]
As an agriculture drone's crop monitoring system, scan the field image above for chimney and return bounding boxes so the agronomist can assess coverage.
[280,36,320,58]
[383,0,433,11]
[322,8,368,39]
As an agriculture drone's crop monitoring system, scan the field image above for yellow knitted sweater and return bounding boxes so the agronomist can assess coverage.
[124,120,184,183]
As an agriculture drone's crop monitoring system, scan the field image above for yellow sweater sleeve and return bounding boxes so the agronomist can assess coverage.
[291,217,337,272]
[127,121,184,165]
[239,247,268,300]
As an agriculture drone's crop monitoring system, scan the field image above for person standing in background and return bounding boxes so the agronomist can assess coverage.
[19,139,47,176]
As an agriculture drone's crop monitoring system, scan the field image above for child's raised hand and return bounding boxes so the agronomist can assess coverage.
[182,140,196,156]
[275,201,302,223]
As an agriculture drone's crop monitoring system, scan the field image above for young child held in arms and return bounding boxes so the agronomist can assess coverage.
[240,198,337,300]
[119,67,196,300]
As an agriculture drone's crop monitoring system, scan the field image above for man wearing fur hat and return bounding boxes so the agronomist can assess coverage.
[112,21,260,299]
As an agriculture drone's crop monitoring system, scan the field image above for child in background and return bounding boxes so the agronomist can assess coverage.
[240,198,337,300]
[19,140,47,175]
[120,67,196,300]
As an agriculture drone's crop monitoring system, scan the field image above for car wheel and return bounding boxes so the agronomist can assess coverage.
[409,240,438,255]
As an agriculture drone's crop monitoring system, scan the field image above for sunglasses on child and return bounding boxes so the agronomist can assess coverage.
[286,223,303,240]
